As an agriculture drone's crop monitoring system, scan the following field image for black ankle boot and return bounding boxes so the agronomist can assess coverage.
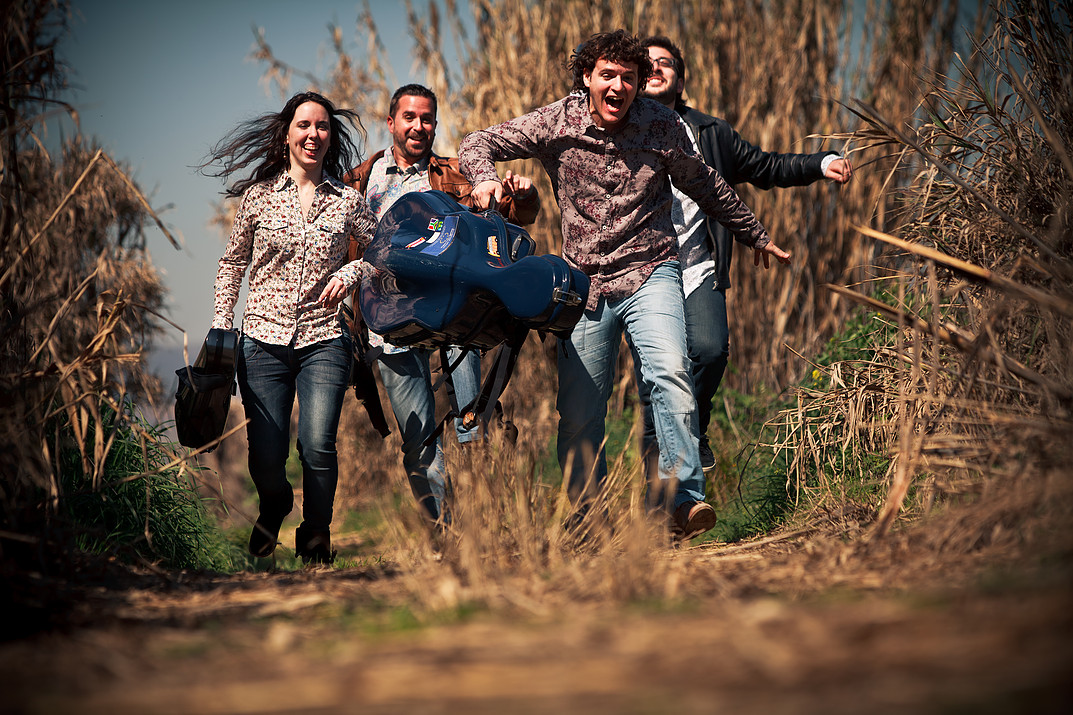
[248,493,293,558]
[295,524,336,565]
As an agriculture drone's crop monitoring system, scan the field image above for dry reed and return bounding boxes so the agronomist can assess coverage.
[773,0,1073,546]
[1,1,189,569]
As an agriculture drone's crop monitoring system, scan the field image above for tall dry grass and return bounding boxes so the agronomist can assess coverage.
[1,0,190,572]
[250,0,975,484]
[771,0,1073,550]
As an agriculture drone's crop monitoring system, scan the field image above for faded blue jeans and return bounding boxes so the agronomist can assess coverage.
[238,334,351,533]
[378,347,479,522]
[630,272,729,459]
[556,261,704,511]
[446,347,481,444]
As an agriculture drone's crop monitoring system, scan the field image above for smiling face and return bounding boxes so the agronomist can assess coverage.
[285,101,331,175]
[583,58,639,130]
[387,94,437,168]
[642,45,683,109]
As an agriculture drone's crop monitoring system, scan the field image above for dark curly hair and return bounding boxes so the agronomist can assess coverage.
[200,91,366,198]
[568,30,653,94]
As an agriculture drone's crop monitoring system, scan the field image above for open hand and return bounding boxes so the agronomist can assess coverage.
[753,241,792,269]
[503,170,534,197]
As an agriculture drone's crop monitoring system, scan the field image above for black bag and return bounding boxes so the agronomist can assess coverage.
[358,190,588,350]
[174,328,238,452]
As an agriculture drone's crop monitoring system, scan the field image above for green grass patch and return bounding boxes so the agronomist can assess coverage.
[59,403,239,571]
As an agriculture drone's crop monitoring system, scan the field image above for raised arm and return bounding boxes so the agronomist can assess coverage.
[459,107,550,211]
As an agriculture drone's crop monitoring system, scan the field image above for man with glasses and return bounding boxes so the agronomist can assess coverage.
[634,36,852,487]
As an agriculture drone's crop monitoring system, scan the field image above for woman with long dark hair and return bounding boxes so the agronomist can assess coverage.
[202,91,375,564]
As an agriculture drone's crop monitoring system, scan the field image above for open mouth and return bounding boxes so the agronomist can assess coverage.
[606,95,624,112]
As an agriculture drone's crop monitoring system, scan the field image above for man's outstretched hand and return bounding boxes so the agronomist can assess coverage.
[753,240,792,269]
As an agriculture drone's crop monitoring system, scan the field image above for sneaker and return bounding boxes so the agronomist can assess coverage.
[673,501,717,541]
[699,436,717,473]
[295,525,336,565]
[248,494,293,558]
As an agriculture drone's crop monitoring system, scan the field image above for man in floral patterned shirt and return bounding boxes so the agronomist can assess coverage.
[460,30,791,540]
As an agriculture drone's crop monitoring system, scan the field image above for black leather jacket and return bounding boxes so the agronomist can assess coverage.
[678,106,836,290]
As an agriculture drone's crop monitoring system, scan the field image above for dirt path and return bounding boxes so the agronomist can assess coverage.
[3,527,1071,715]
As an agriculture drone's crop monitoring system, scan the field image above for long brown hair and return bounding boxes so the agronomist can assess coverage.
[200,91,366,198]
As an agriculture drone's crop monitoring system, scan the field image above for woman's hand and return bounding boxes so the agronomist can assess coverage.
[317,276,348,307]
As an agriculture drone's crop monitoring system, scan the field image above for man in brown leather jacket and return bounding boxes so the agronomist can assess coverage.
[346,84,538,528]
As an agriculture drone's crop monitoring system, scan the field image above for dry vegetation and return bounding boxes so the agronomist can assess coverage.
[2,0,1072,712]
[1,0,184,571]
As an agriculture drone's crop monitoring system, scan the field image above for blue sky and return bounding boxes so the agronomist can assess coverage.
[59,0,449,354]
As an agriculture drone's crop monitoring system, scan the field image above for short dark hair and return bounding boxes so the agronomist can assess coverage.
[641,36,688,111]
[389,84,438,119]
[568,30,653,93]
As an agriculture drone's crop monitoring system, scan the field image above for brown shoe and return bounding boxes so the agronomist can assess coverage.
[673,501,717,541]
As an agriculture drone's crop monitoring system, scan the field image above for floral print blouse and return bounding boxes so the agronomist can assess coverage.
[212,173,376,347]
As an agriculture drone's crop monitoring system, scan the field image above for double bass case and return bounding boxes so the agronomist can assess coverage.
[358,190,588,350]
[174,328,238,452]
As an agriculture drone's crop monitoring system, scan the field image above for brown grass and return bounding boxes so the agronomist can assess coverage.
[1,1,180,566]
[772,0,1073,544]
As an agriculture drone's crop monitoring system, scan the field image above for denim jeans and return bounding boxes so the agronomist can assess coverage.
[446,347,481,444]
[631,272,729,458]
[237,334,351,532]
[556,261,704,510]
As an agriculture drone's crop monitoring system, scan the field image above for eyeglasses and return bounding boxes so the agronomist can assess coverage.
[651,57,676,70]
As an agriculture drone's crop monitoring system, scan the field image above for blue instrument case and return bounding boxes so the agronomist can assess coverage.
[359,190,588,350]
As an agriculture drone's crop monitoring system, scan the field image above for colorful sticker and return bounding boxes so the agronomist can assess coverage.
[486,235,500,258]
[420,214,459,256]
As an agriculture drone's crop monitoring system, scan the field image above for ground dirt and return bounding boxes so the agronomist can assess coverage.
[3,508,1071,715]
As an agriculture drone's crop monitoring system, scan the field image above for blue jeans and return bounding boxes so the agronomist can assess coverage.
[631,273,729,458]
[446,347,481,444]
[556,261,704,510]
[238,334,351,532]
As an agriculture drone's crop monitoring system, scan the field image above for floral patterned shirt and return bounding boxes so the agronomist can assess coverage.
[459,93,769,310]
[212,173,376,347]
[364,149,433,221]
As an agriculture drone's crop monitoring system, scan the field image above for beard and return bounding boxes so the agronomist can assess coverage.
[642,81,677,107]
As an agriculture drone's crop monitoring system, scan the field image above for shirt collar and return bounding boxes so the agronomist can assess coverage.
[271,172,344,195]
[384,146,430,175]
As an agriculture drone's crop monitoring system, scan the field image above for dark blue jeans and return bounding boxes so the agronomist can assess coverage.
[237,334,351,532]
[632,273,729,460]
